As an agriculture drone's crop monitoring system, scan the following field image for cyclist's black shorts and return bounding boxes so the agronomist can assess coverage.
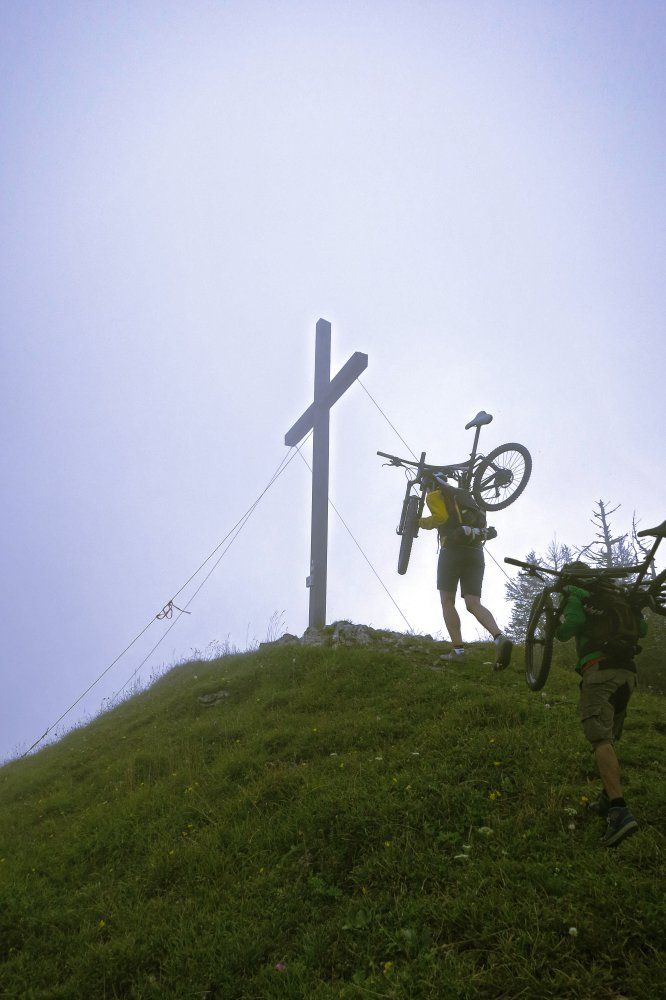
[437,545,484,597]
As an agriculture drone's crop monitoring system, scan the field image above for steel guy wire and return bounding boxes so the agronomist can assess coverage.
[357,377,419,460]
[109,437,313,703]
[109,506,256,701]
[21,617,159,757]
[485,545,513,582]
[21,437,311,758]
[294,443,414,632]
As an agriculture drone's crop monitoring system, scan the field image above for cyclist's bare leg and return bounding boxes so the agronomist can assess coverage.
[594,741,623,801]
[439,591,463,645]
[463,595,501,638]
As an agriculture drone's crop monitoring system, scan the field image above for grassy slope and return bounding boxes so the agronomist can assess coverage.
[1,639,664,1000]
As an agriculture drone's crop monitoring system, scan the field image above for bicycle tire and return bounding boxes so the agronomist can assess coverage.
[472,443,532,512]
[525,591,555,691]
[398,496,420,575]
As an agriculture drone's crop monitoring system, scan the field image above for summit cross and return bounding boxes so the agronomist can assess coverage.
[285,318,368,629]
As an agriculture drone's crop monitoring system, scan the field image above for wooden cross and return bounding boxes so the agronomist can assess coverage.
[285,318,368,629]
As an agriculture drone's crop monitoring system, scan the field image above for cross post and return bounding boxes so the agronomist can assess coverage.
[285,318,368,629]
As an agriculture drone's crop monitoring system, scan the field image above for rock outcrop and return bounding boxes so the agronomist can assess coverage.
[259,620,444,653]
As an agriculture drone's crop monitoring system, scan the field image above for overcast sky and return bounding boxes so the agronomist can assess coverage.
[2,0,664,763]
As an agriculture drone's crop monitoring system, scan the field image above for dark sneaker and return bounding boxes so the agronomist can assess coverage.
[588,790,611,818]
[599,807,638,848]
[493,634,513,672]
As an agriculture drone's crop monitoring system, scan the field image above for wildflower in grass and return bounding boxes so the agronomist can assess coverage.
[489,738,495,744]
[568,927,578,937]
[383,962,393,973]
[374,756,383,761]
[410,751,420,756]
[580,795,589,804]
[493,761,502,766]
[568,822,576,831]
[489,790,501,801]
[384,840,392,848]
[477,827,493,836]
[98,919,106,929]
[275,962,287,972]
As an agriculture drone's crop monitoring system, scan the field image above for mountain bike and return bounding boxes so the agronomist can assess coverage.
[504,519,666,691]
[378,410,532,575]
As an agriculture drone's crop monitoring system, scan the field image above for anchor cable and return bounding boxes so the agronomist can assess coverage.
[109,436,313,702]
[357,377,419,460]
[295,442,414,632]
[21,438,310,758]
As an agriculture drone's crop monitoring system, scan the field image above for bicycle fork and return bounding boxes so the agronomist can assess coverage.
[397,451,427,535]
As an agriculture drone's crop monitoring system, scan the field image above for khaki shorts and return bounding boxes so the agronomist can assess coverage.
[578,664,636,748]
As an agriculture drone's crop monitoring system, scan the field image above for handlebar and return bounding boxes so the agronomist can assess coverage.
[376,450,466,475]
[503,557,558,577]
[377,450,418,467]
[504,556,648,582]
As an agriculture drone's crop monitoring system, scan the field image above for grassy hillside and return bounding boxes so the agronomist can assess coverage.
[1,635,665,999]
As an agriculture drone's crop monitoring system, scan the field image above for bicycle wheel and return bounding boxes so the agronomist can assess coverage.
[472,443,532,512]
[398,496,420,575]
[525,591,555,691]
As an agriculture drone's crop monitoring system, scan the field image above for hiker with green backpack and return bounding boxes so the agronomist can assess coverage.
[556,561,648,848]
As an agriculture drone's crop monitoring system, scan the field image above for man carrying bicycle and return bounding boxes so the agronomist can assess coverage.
[556,561,647,848]
[419,484,513,670]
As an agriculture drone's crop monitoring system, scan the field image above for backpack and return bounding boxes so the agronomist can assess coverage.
[424,484,486,546]
[580,586,643,663]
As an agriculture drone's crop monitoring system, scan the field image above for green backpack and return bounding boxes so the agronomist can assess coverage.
[581,586,643,662]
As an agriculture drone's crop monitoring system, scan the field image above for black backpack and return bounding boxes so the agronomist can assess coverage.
[581,585,643,663]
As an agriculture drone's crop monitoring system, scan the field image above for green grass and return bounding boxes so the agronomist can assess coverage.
[1,639,665,999]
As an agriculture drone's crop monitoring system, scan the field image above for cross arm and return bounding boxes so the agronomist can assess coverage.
[284,351,368,447]
[326,352,368,410]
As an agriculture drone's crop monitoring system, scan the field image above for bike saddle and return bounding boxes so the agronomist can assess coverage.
[637,519,666,539]
[465,410,493,430]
